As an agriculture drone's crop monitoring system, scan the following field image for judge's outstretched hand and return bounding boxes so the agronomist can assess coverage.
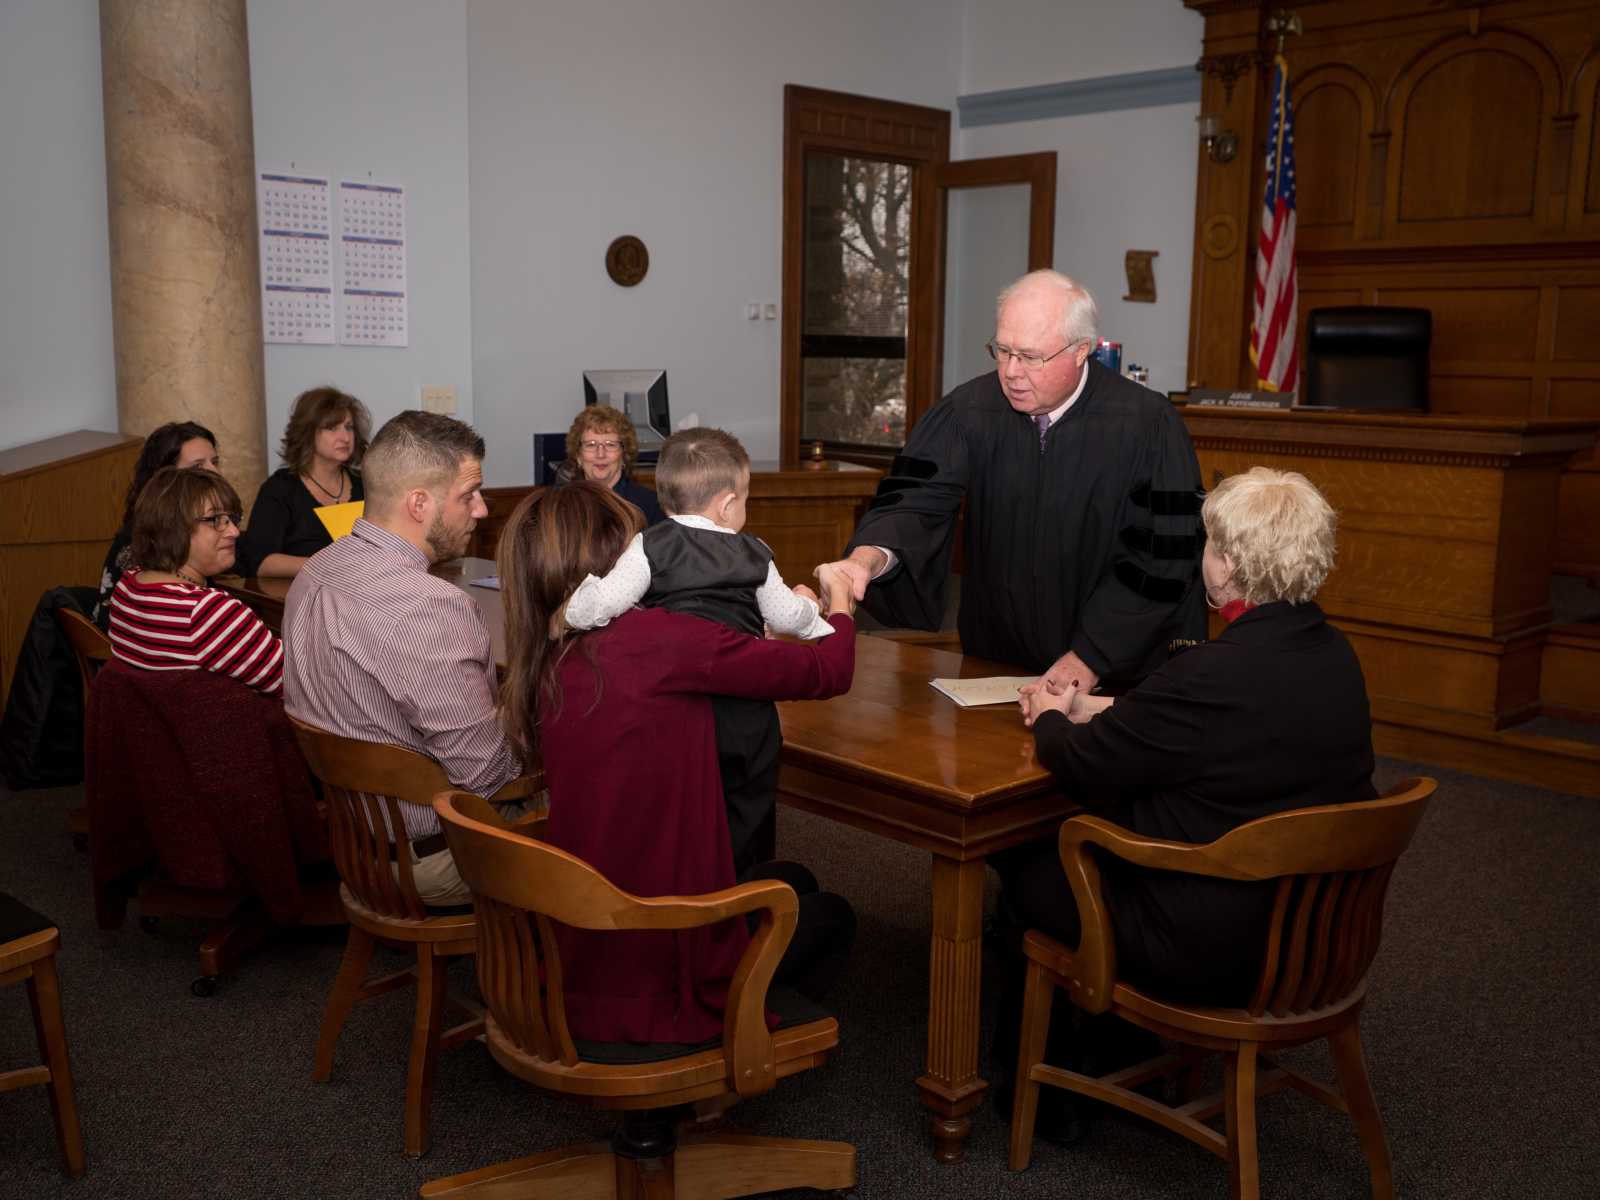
[1041,649,1099,697]
[816,563,857,619]
[818,546,885,603]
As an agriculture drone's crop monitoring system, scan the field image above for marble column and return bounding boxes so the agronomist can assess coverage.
[100,0,268,504]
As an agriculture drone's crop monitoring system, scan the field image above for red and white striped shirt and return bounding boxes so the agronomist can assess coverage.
[108,570,284,695]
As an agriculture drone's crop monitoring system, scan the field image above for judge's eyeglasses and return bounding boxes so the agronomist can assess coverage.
[986,340,1079,370]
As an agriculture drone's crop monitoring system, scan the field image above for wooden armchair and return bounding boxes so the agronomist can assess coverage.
[422,790,856,1200]
[288,717,543,1158]
[1,893,85,1178]
[53,608,110,850]
[1009,777,1436,1200]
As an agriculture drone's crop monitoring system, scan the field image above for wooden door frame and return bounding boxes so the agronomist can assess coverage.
[919,152,1057,415]
[780,85,951,468]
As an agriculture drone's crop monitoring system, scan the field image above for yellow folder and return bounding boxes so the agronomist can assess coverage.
[313,500,364,540]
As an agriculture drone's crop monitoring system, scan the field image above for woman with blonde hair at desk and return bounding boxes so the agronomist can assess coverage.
[992,466,1377,1144]
[496,480,855,1044]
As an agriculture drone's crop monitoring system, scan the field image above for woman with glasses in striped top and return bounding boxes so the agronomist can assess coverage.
[107,467,284,695]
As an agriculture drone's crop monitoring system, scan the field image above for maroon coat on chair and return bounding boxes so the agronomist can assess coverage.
[86,659,325,928]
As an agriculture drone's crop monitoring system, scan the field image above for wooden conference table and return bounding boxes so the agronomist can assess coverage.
[223,557,1071,1163]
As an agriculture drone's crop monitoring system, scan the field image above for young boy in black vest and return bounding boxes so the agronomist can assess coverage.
[563,426,836,877]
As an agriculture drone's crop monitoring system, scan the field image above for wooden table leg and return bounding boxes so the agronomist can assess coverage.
[917,855,988,1163]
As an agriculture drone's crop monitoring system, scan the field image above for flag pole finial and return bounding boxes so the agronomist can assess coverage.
[1265,8,1303,57]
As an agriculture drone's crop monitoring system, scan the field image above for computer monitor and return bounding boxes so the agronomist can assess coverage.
[582,369,670,463]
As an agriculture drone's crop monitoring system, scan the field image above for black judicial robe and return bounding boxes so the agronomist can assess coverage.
[847,362,1205,684]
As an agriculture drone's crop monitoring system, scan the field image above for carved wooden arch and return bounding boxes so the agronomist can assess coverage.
[1291,62,1380,239]
[1383,28,1565,233]
[1568,45,1600,229]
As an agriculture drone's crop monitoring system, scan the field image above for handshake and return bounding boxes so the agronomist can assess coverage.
[790,562,858,619]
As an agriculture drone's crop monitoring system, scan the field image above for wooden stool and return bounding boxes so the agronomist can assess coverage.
[1,893,85,1178]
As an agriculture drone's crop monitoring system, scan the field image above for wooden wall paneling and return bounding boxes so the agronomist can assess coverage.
[1387,32,1559,241]
[1293,64,1376,241]
[1569,45,1600,233]
[1541,625,1600,720]
[0,433,141,710]
[1185,3,1270,390]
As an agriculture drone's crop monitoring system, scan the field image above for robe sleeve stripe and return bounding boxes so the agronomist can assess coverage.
[1130,483,1205,516]
[1114,559,1191,603]
[1120,525,1203,560]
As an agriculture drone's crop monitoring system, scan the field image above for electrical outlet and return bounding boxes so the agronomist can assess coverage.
[421,385,457,414]
[763,303,778,320]
[745,302,761,320]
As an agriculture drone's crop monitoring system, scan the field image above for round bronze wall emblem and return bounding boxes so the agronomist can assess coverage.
[605,236,649,286]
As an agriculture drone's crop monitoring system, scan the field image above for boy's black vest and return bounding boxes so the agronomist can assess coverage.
[641,521,772,636]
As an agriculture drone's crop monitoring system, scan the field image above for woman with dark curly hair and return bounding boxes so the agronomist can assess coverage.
[235,386,371,577]
[560,403,665,525]
[92,421,221,628]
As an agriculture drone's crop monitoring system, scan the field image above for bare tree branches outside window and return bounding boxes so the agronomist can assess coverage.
[801,154,911,448]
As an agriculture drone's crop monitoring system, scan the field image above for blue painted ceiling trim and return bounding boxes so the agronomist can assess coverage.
[958,65,1200,127]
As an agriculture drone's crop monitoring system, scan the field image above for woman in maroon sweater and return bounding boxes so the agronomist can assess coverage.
[498,481,858,1045]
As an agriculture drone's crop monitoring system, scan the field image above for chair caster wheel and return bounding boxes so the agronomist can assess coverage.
[140,916,160,933]
[191,976,219,998]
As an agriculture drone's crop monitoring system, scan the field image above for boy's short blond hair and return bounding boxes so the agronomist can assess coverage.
[654,427,750,515]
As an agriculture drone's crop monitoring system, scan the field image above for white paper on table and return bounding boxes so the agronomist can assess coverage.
[929,676,1036,707]
[467,576,501,590]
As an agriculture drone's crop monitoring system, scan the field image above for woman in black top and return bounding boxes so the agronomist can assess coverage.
[235,386,371,577]
[992,466,1376,1141]
[93,421,221,628]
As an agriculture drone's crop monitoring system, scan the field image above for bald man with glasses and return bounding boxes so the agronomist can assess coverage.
[822,269,1205,701]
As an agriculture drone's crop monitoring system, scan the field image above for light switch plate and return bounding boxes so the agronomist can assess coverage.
[421,385,457,414]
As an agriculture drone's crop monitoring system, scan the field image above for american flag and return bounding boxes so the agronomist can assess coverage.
[1251,54,1298,393]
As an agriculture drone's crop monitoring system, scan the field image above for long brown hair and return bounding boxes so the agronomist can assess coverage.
[497,480,645,763]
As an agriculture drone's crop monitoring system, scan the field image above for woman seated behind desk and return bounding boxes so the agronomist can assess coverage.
[497,481,856,1045]
[93,421,221,628]
[234,386,370,578]
[107,467,284,695]
[559,403,666,526]
[993,467,1376,1133]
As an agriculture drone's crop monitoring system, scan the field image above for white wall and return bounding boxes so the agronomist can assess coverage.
[248,0,474,465]
[960,0,1203,93]
[958,105,1200,396]
[466,0,964,484]
[956,0,1203,396]
[0,0,117,452]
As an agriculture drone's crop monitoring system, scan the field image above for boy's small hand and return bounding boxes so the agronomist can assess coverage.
[792,583,819,605]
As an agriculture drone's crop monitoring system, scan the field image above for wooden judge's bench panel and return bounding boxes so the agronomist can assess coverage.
[472,463,881,592]
[1184,407,1600,795]
[1185,0,1600,576]
[0,432,141,710]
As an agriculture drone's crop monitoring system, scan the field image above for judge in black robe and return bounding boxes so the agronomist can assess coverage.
[842,343,1206,689]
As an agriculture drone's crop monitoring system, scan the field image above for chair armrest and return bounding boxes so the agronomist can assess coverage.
[487,771,545,805]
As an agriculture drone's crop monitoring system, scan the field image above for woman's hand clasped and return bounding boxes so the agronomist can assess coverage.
[1018,679,1115,728]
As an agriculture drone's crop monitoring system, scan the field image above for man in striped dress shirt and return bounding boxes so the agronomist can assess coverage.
[283,411,520,908]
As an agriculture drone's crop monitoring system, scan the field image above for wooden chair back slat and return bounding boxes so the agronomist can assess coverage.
[1266,875,1320,1016]
[289,717,453,922]
[435,791,801,1089]
[1325,868,1377,1004]
[1246,877,1294,1015]
[1295,870,1348,1012]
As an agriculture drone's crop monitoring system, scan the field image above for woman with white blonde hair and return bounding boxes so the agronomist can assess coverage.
[989,466,1376,1144]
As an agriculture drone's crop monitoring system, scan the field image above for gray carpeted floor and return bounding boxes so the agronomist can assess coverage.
[3,758,1597,1198]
